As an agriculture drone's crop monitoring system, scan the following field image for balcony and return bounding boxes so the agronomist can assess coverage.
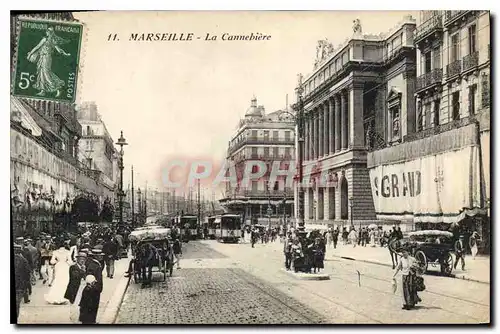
[446,59,462,79]
[415,14,443,44]
[463,51,479,73]
[415,68,443,93]
[228,136,295,155]
[444,11,470,27]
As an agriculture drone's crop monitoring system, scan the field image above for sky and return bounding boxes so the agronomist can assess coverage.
[73,10,419,194]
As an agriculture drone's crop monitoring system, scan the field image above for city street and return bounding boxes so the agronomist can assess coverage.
[115,240,490,324]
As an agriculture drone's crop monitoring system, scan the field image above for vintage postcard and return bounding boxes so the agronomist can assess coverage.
[10,10,490,325]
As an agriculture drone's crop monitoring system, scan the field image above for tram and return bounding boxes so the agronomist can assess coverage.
[207,216,217,239]
[179,214,198,241]
[214,214,242,243]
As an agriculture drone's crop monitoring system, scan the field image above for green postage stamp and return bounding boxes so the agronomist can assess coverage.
[12,18,83,103]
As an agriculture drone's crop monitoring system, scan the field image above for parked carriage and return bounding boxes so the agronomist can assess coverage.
[390,230,455,276]
[128,227,175,283]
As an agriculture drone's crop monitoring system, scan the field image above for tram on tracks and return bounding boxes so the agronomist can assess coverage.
[179,214,199,241]
[214,214,242,243]
[206,216,217,239]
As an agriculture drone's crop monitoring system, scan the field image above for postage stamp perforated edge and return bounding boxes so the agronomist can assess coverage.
[11,15,86,105]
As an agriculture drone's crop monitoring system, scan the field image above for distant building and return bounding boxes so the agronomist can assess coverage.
[368,11,490,251]
[77,102,119,193]
[219,96,295,226]
[296,15,417,230]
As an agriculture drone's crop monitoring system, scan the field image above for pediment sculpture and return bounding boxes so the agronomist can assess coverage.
[314,39,334,68]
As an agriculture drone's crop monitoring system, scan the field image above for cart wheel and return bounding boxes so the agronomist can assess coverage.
[415,250,428,273]
[441,253,454,276]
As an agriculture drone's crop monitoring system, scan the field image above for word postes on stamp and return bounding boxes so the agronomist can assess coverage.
[12,19,83,103]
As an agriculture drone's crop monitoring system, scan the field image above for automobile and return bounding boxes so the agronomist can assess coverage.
[406,230,455,276]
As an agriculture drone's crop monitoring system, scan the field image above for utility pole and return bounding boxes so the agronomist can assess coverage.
[197,179,201,230]
[131,166,135,226]
[144,181,148,222]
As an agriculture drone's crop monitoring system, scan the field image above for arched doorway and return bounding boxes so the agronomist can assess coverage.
[340,177,348,220]
[72,195,99,225]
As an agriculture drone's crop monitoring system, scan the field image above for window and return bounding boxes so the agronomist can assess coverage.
[433,46,441,69]
[450,33,460,62]
[273,147,279,157]
[274,181,279,191]
[469,84,477,115]
[452,91,460,120]
[87,158,93,169]
[284,131,290,141]
[424,51,432,73]
[263,130,269,139]
[285,147,291,157]
[273,130,279,140]
[390,106,400,141]
[251,130,257,138]
[264,147,269,157]
[468,24,477,54]
[433,99,440,127]
[482,74,490,107]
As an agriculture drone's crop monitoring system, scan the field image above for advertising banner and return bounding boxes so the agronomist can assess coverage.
[369,145,482,223]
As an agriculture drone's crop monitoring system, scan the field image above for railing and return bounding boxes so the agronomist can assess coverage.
[446,59,462,78]
[463,51,479,72]
[228,136,295,154]
[415,14,443,42]
[403,115,476,143]
[416,68,443,91]
[226,189,294,198]
[444,10,469,25]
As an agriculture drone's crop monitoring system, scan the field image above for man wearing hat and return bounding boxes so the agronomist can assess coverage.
[15,237,34,300]
[24,239,39,282]
[454,235,466,271]
[64,252,87,304]
[86,249,103,294]
[14,243,31,320]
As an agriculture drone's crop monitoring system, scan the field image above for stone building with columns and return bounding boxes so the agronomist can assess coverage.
[298,16,417,230]
[367,11,490,249]
[220,96,295,226]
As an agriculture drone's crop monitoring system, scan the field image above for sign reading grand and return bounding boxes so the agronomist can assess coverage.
[369,146,481,223]
[12,19,83,103]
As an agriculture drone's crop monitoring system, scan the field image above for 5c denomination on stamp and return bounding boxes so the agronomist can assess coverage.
[12,19,83,103]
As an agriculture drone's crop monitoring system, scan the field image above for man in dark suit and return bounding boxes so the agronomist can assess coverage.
[86,249,103,293]
[14,244,31,321]
[65,252,87,304]
[454,235,466,271]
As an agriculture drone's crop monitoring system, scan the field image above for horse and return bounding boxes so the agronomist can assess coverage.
[388,237,404,269]
[134,242,158,287]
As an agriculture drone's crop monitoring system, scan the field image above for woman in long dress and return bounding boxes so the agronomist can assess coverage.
[393,249,421,310]
[44,241,72,305]
[26,27,71,97]
[348,229,357,247]
[469,231,480,260]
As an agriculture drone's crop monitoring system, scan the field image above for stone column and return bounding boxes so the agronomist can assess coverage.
[314,182,319,221]
[310,112,315,160]
[323,186,330,222]
[304,187,310,221]
[328,187,335,219]
[341,91,348,150]
[324,101,329,156]
[329,98,335,155]
[350,84,365,148]
[319,106,324,157]
[305,117,310,161]
[318,188,324,220]
[315,109,320,160]
[335,95,341,152]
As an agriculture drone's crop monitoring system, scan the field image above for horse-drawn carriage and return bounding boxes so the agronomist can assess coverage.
[128,227,175,283]
[390,230,455,276]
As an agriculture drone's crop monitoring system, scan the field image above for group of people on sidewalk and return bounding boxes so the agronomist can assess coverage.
[14,225,126,324]
[283,230,326,274]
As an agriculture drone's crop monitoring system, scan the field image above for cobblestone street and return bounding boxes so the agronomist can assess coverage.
[116,242,328,324]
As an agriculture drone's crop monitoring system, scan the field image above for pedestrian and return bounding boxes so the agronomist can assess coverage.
[24,239,39,285]
[332,228,339,249]
[283,233,293,270]
[469,231,480,260]
[14,243,31,319]
[40,235,54,285]
[44,239,72,305]
[173,236,182,269]
[140,242,157,288]
[65,252,87,323]
[102,237,119,279]
[393,248,421,310]
[349,229,357,247]
[342,228,348,245]
[79,275,101,324]
[250,228,258,248]
[85,249,104,296]
[311,238,325,274]
[454,235,466,271]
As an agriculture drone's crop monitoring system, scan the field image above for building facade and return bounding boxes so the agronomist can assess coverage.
[297,16,417,230]
[367,11,490,250]
[10,13,115,236]
[77,101,119,194]
[219,97,295,226]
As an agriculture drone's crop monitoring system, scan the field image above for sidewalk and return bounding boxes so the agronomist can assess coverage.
[18,258,130,324]
[324,243,490,284]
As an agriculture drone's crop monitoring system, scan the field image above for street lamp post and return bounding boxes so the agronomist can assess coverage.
[349,196,356,230]
[137,188,142,225]
[115,131,128,228]
[293,74,306,239]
